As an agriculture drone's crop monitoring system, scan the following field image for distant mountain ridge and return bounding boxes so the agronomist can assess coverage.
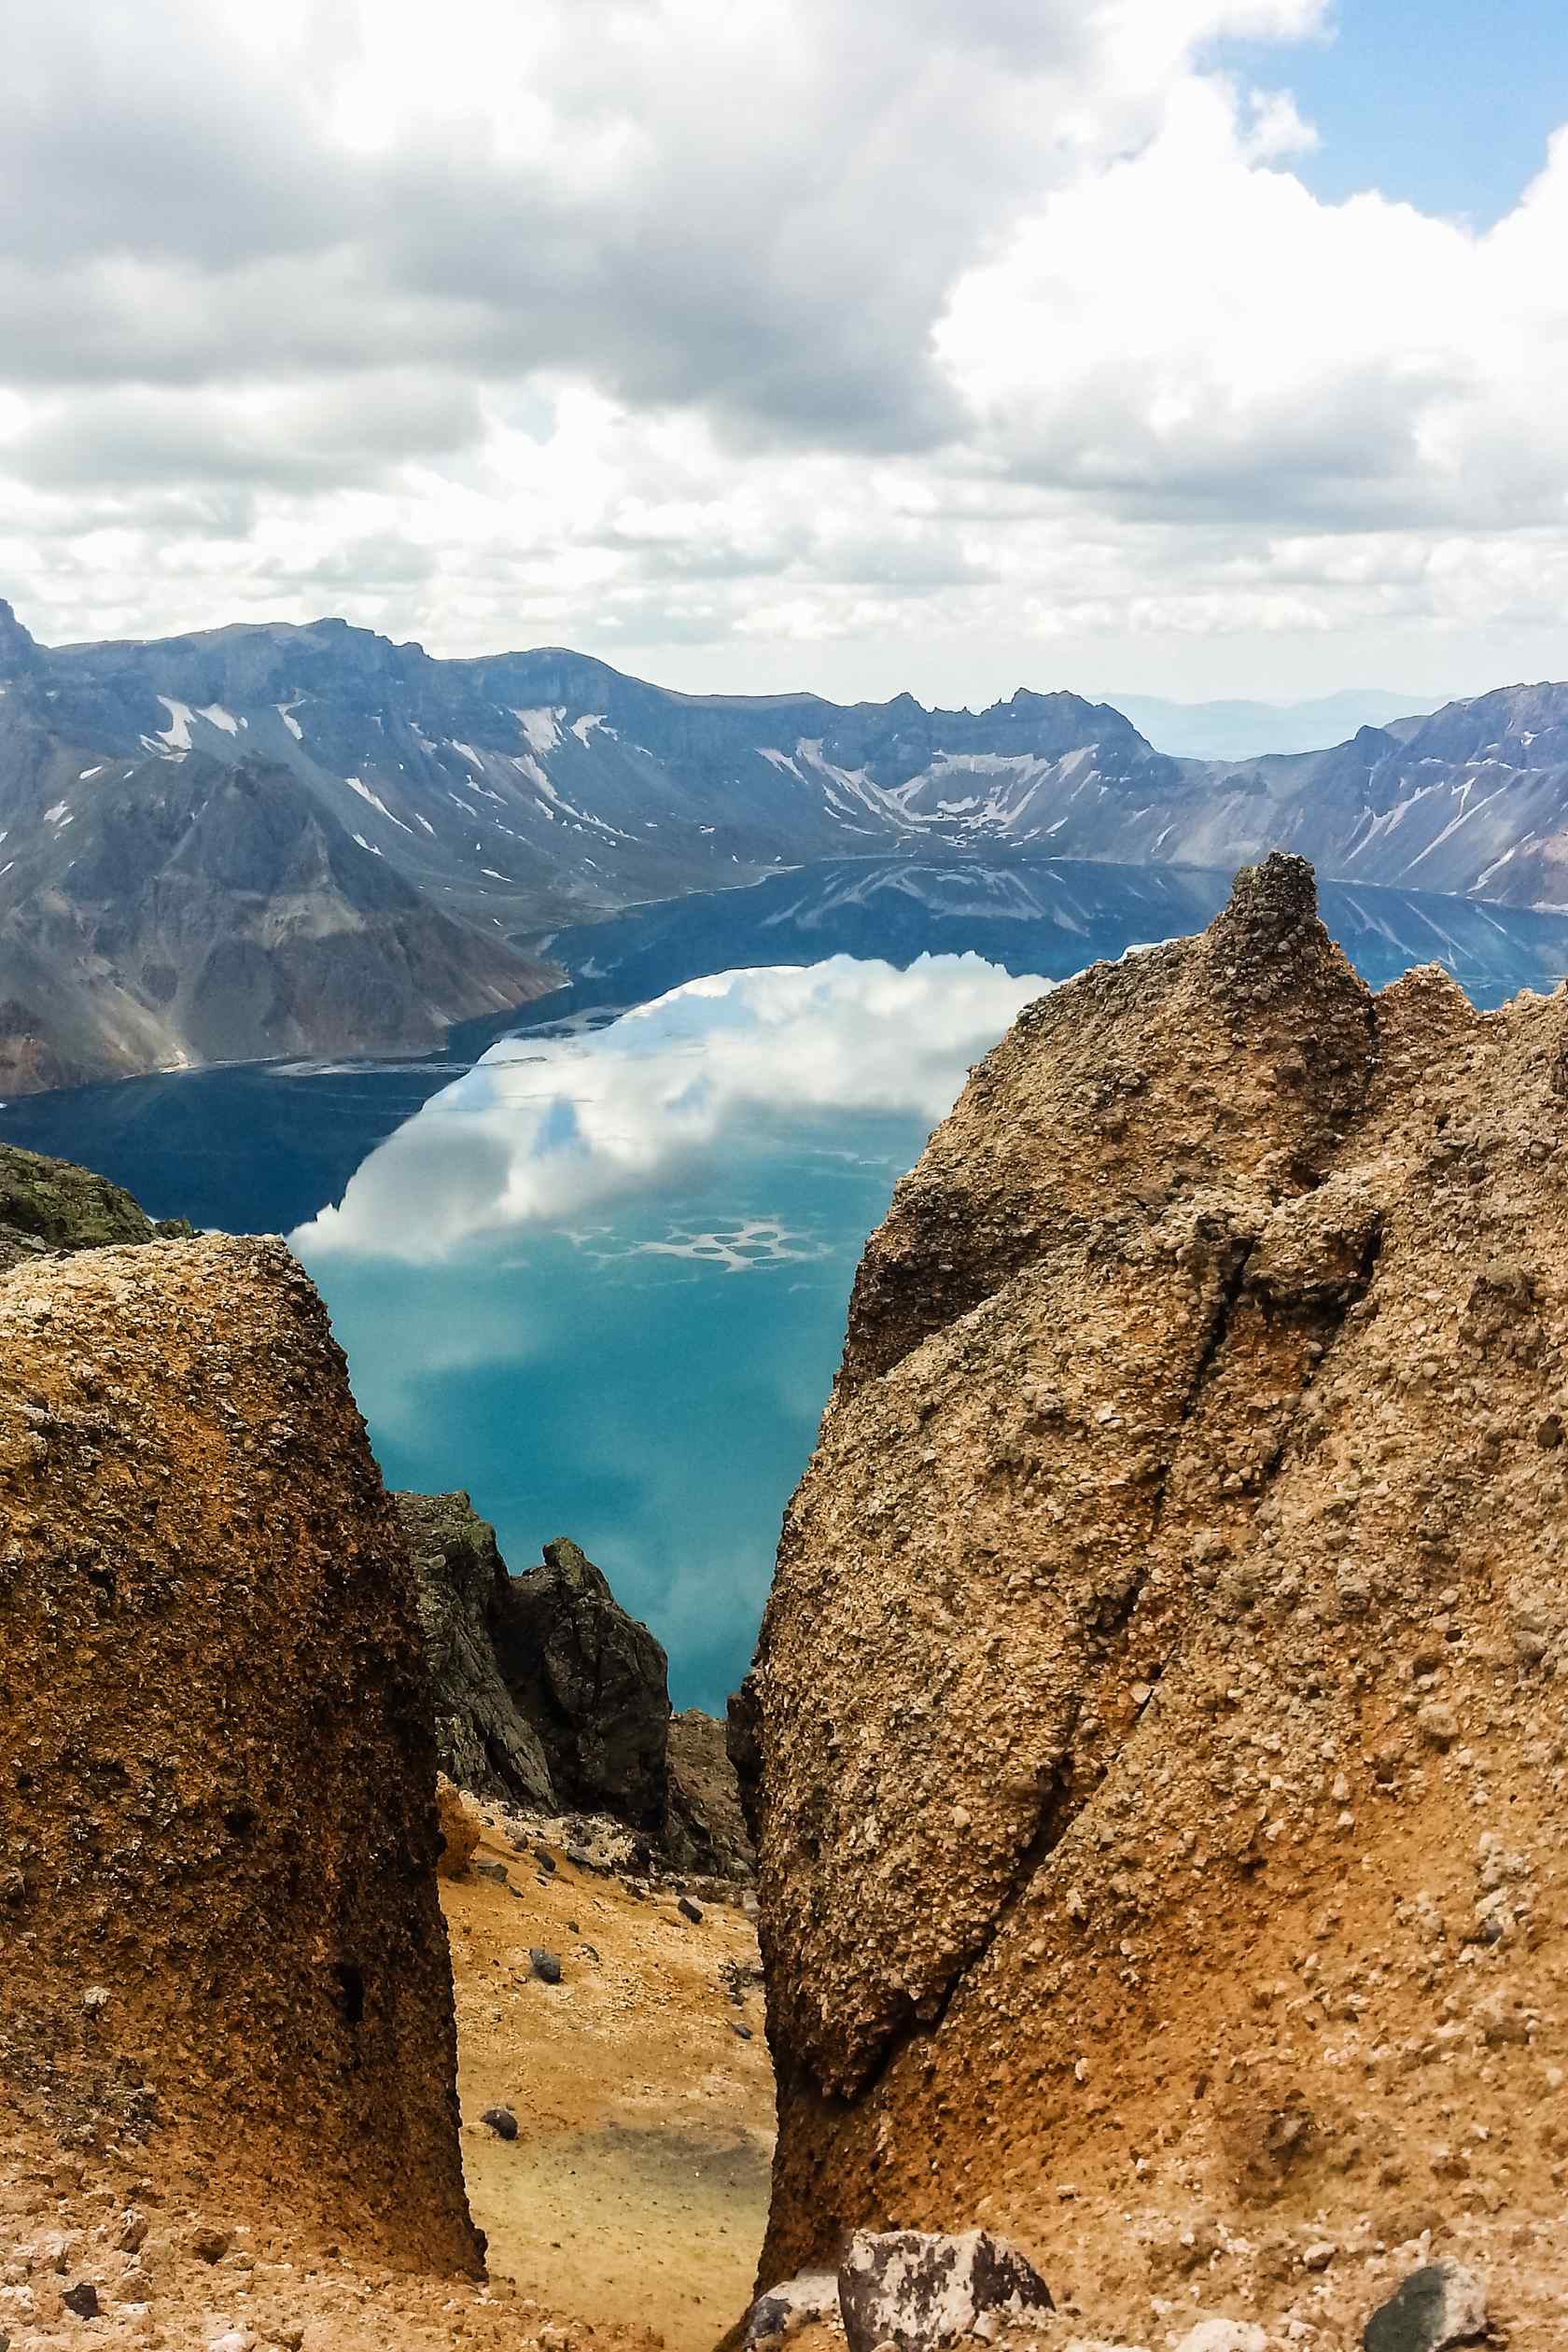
[0,603,1182,932]
[6,594,1568,1091]
[1108,688,1424,760]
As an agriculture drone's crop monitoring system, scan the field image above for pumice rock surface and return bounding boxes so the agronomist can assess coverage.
[0,1233,479,2275]
[737,854,1568,2345]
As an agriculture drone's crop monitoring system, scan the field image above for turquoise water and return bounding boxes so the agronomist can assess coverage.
[6,854,1568,1707]
[301,1105,925,1705]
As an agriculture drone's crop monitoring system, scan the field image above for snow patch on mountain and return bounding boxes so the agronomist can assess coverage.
[155,698,194,751]
[344,776,414,836]
[513,707,564,755]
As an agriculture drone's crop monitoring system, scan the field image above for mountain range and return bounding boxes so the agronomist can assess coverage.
[5,594,1568,1090]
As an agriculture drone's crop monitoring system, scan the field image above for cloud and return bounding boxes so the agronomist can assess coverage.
[299,955,1048,1261]
[7,374,485,494]
[5,0,1568,702]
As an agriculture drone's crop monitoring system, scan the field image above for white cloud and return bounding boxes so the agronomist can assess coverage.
[4,0,1568,702]
[299,955,1048,1261]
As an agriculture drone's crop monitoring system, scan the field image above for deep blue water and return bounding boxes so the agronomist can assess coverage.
[5,855,1568,1709]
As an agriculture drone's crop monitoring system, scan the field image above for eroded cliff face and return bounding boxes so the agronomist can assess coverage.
[0,1235,480,2275]
[741,855,1568,2341]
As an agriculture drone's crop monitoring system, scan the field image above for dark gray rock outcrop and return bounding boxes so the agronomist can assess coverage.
[395,1491,557,1809]
[1364,2263,1488,2352]
[398,1495,673,1834]
[399,1494,755,1864]
[495,1535,670,1829]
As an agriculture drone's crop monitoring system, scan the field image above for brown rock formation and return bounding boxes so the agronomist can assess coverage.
[740,855,1568,2340]
[0,1234,480,2275]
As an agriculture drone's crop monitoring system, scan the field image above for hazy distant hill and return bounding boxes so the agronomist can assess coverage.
[1110,689,1425,760]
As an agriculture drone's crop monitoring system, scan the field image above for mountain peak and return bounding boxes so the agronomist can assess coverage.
[0,599,39,674]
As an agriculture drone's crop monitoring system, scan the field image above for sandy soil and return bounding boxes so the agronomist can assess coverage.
[444,1815,775,2352]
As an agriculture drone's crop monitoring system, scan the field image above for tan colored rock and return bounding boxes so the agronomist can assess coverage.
[740,856,1568,2343]
[665,1708,754,1881]
[435,1775,482,1879]
[0,1234,478,2275]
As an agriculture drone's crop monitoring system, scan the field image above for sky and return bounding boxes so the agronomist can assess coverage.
[4,0,1568,708]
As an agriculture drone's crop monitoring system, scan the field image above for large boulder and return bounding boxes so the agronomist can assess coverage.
[0,1234,480,2274]
[740,856,1568,2339]
[837,2230,1055,2352]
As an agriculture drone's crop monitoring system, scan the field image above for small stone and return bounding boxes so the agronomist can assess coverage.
[481,2106,519,2141]
[116,2209,149,2254]
[1417,1702,1459,1751]
[565,1844,596,1870]
[678,1896,705,1925]
[475,1859,510,1884]
[744,2271,840,2347]
[1303,2242,1337,2271]
[530,1947,563,1984]
[732,2022,753,2040]
[533,1844,556,1873]
[1364,2261,1488,2351]
[81,1985,111,2015]
[1175,2327,1267,2352]
[189,2224,232,2264]
[63,2282,101,2318]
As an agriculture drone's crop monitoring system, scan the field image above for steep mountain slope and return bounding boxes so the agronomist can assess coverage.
[1162,686,1568,905]
[0,613,553,1088]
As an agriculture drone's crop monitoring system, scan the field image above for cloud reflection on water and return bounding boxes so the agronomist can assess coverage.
[298,952,1049,1262]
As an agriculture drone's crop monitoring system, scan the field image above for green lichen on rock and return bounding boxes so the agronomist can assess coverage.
[0,1141,163,1267]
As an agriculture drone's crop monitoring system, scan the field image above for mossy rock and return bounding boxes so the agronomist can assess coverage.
[0,1142,157,1253]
